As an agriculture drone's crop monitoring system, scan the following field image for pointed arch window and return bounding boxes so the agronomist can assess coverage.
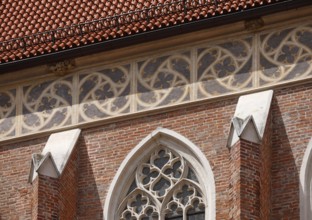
[104,128,216,220]
[119,147,205,220]
[300,138,312,220]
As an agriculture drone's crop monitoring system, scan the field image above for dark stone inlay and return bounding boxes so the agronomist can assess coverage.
[297,29,312,50]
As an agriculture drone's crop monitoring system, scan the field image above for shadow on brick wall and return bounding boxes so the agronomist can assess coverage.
[271,95,300,219]
[0,138,46,220]
[77,137,103,220]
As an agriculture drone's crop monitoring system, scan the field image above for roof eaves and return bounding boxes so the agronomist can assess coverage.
[1,0,311,73]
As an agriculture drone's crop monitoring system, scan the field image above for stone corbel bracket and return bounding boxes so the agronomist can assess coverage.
[227,90,273,148]
[28,129,81,183]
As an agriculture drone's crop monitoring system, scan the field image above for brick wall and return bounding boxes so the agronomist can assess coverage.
[30,138,79,220]
[0,138,46,220]
[260,113,272,220]
[58,143,79,220]
[271,83,312,219]
[36,175,59,220]
[31,178,39,220]
[229,140,241,220]
[77,98,236,219]
[0,82,311,219]
[229,134,270,220]
[239,140,261,219]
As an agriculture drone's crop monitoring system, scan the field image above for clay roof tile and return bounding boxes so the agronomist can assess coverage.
[0,0,305,64]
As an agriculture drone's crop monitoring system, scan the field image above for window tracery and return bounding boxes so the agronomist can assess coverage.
[300,138,312,220]
[118,146,206,220]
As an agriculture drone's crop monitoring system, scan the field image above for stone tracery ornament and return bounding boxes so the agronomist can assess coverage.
[78,65,131,122]
[259,25,312,85]
[120,190,159,220]
[197,38,253,98]
[0,89,16,137]
[137,53,191,111]
[118,146,206,220]
[21,77,73,134]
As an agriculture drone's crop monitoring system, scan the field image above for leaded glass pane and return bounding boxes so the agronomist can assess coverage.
[127,180,137,195]
[166,216,183,220]
[187,167,199,183]
[187,212,205,220]
[177,185,194,205]
[153,177,171,197]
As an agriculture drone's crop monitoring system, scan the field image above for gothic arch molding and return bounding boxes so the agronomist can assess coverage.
[300,138,312,220]
[104,127,216,220]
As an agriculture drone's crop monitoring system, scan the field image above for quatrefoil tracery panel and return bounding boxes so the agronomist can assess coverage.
[21,77,73,134]
[259,25,312,85]
[197,38,253,98]
[136,148,185,200]
[120,190,159,220]
[118,147,205,220]
[78,65,131,122]
[137,53,191,111]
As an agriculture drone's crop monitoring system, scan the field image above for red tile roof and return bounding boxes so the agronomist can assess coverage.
[0,0,308,64]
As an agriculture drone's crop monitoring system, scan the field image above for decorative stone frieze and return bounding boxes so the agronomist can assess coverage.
[78,64,132,122]
[197,37,253,98]
[137,52,191,111]
[21,76,73,135]
[259,25,312,85]
[0,88,16,138]
[0,22,311,142]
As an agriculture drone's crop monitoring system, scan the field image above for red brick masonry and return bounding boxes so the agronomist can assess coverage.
[0,82,311,219]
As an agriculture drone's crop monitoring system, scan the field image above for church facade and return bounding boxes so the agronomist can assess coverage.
[0,0,311,219]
